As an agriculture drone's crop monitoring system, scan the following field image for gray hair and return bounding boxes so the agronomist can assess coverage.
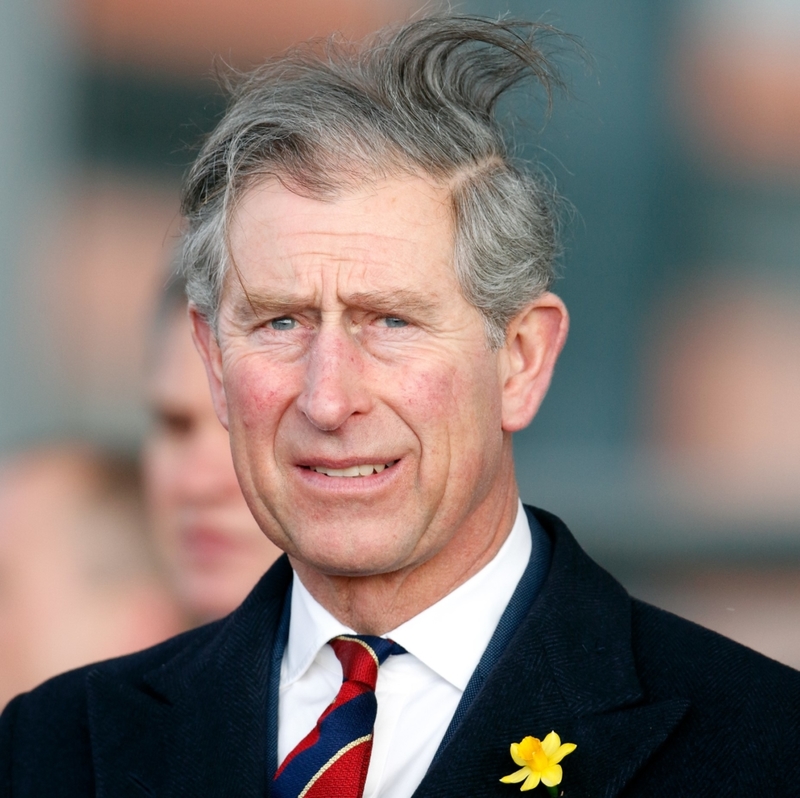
[180,14,567,348]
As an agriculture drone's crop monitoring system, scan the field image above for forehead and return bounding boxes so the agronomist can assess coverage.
[224,175,458,299]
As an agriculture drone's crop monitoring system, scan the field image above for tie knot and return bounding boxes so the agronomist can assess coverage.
[330,635,405,689]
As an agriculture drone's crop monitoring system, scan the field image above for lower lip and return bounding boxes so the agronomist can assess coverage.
[294,461,402,492]
[182,528,242,563]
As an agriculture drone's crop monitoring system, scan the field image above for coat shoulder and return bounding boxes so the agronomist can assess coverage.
[631,597,800,707]
[626,598,800,792]
[0,557,292,795]
[530,507,800,793]
[0,623,219,795]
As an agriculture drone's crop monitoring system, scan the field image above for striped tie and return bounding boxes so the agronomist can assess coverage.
[273,634,406,798]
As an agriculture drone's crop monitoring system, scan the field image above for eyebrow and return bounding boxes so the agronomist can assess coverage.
[345,290,439,316]
[229,292,310,322]
[230,288,440,321]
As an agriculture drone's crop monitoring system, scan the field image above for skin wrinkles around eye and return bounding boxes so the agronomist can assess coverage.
[227,288,441,331]
[224,290,448,369]
[241,312,425,370]
[255,311,417,342]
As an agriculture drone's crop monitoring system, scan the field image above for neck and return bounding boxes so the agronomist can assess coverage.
[290,474,520,635]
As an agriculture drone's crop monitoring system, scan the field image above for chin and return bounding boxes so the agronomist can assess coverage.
[309,561,398,578]
[294,540,419,578]
[179,575,249,622]
[263,506,429,575]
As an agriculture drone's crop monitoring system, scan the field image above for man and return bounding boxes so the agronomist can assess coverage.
[2,15,799,797]
[143,276,282,624]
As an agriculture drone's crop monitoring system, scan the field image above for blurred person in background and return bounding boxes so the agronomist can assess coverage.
[143,275,282,624]
[0,273,281,712]
[0,445,183,710]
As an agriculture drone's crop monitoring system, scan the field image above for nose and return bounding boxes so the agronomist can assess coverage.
[296,326,371,431]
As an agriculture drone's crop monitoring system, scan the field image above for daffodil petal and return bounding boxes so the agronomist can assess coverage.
[550,742,577,764]
[521,771,541,791]
[500,767,531,784]
[541,731,561,757]
[509,743,527,767]
[541,764,563,787]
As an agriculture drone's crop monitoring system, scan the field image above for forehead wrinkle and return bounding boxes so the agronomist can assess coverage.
[273,220,427,252]
[275,240,417,275]
[227,285,441,321]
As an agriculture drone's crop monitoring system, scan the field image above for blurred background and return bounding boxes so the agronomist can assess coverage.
[1,0,798,701]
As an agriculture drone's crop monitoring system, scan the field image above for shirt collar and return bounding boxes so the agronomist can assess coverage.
[282,572,354,686]
[282,500,532,691]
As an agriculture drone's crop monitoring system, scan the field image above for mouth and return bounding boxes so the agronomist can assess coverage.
[302,460,399,478]
[181,526,242,564]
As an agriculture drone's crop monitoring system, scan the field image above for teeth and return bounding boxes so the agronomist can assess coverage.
[311,463,391,478]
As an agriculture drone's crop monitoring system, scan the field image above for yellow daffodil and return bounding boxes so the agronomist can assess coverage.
[500,731,577,792]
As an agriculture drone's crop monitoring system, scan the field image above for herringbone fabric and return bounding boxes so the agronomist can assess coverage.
[272,635,405,798]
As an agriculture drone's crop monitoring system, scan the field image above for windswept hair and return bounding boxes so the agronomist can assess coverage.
[181,14,568,347]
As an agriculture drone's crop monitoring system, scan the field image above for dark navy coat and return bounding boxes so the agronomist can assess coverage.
[2,508,800,796]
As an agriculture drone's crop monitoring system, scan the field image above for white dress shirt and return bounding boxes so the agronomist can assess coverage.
[278,501,533,798]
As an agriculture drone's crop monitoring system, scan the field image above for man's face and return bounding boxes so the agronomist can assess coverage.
[143,308,281,621]
[195,175,521,579]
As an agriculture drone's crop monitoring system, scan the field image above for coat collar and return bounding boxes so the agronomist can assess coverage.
[412,507,689,798]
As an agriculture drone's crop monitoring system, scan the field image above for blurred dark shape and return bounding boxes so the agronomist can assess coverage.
[142,280,282,624]
[76,67,229,176]
[0,444,184,709]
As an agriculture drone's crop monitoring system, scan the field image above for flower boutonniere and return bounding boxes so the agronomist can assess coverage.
[500,731,577,795]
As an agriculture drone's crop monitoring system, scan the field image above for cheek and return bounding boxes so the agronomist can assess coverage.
[142,440,175,511]
[224,360,293,431]
[394,358,502,461]
[397,367,453,414]
[398,356,500,423]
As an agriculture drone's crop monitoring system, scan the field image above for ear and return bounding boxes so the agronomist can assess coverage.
[189,304,229,430]
[499,292,569,432]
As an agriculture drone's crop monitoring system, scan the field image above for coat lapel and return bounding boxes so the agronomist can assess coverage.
[413,509,689,798]
[86,556,292,797]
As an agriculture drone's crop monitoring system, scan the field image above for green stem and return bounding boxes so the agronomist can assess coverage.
[545,786,559,798]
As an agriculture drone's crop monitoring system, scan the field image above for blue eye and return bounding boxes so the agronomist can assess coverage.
[269,317,297,330]
[383,317,408,328]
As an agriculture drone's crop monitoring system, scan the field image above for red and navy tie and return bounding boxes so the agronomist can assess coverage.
[273,634,406,798]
